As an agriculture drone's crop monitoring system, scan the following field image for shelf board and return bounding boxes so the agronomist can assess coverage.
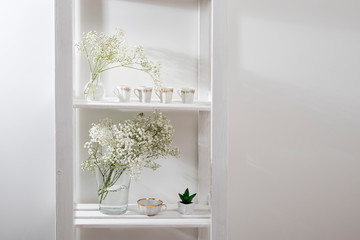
[73,98,211,111]
[74,203,211,228]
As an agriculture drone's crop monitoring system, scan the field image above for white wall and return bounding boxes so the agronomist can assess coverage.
[228,0,360,240]
[0,1,55,240]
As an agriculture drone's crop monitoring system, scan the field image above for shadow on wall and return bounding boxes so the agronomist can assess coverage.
[146,47,198,86]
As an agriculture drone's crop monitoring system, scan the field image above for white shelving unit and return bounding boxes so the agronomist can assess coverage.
[55,0,227,239]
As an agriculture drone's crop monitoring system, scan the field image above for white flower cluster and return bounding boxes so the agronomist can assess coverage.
[82,111,179,179]
[75,28,162,98]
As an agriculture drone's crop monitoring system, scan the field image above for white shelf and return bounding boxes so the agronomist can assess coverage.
[74,203,211,228]
[73,98,211,111]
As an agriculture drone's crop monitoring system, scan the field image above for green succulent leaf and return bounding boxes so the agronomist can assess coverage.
[189,193,197,202]
[178,188,197,204]
[184,188,189,198]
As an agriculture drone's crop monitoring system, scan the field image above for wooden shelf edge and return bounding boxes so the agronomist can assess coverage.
[74,203,211,228]
[74,218,210,228]
[73,99,211,111]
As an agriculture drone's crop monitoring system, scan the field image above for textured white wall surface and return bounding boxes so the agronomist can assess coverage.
[0,1,55,240]
[227,0,360,240]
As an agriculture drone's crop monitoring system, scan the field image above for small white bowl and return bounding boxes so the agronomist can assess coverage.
[137,198,167,216]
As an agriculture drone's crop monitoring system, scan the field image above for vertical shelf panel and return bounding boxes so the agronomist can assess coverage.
[198,0,212,102]
[198,111,211,205]
[55,0,74,239]
[198,111,211,240]
[211,0,228,239]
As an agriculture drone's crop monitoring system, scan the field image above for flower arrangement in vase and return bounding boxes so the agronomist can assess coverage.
[75,28,162,100]
[82,111,179,215]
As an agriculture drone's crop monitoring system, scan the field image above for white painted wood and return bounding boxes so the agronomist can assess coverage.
[74,204,210,228]
[75,203,209,211]
[198,0,212,102]
[211,0,228,239]
[76,212,210,219]
[75,204,210,217]
[75,218,210,228]
[198,111,211,205]
[198,2,212,239]
[73,99,211,111]
[55,0,74,239]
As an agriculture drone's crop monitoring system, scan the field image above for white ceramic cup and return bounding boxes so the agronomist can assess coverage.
[137,198,167,216]
[177,88,195,104]
[113,85,131,102]
[156,87,174,104]
[134,86,152,103]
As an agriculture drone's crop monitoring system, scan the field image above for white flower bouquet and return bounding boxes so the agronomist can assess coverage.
[76,28,162,100]
[82,111,179,203]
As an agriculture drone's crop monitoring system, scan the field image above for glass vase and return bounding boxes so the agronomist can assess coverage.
[84,72,105,101]
[95,167,131,215]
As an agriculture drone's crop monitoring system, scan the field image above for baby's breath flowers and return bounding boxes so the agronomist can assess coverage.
[76,28,162,100]
[82,111,179,203]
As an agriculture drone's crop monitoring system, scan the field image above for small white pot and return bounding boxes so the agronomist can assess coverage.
[178,202,195,215]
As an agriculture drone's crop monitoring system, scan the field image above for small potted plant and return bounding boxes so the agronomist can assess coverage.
[178,188,197,215]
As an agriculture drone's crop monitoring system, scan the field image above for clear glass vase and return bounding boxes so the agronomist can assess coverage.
[84,72,105,101]
[95,167,131,215]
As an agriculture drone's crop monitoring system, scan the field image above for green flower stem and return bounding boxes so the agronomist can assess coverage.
[84,51,105,99]
[99,64,157,84]
[101,64,149,74]
[98,166,126,204]
[84,46,93,72]
[84,62,157,99]
[84,71,100,99]
[98,167,114,204]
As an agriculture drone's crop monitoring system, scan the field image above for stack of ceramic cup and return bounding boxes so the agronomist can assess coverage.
[113,86,196,104]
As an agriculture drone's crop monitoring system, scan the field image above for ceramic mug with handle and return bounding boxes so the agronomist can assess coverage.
[137,198,167,216]
[178,88,195,104]
[134,86,152,103]
[156,87,174,104]
[113,85,131,102]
